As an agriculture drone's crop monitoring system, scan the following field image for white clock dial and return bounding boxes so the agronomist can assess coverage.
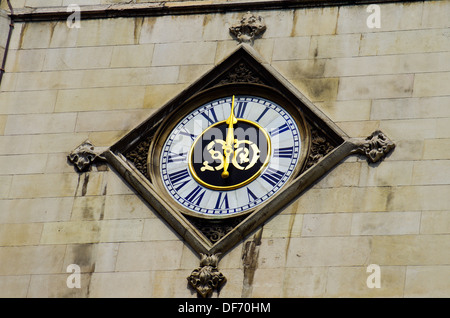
[159,95,301,218]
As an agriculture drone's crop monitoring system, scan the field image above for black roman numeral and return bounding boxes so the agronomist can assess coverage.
[179,127,197,141]
[260,167,285,187]
[235,101,248,118]
[214,192,229,210]
[168,169,190,191]
[269,123,289,137]
[167,151,187,163]
[273,146,294,158]
[246,187,258,202]
[185,186,206,205]
[255,108,269,123]
[200,108,219,125]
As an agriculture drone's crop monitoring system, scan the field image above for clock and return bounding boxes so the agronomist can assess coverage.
[149,85,309,219]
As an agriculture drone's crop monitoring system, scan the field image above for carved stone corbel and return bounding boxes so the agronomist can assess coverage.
[229,11,266,44]
[351,130,395,163]
[67,140,107,172]
[187,253,226,298]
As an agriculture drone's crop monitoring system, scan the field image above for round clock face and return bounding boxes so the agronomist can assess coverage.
[157,94,303,218]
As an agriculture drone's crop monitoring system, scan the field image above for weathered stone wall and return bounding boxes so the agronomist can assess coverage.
[0,0,449,297]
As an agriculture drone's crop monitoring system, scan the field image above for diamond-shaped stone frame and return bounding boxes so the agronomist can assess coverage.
[69,44,395,257]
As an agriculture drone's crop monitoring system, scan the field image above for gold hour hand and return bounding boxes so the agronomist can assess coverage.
[222,95,237,179]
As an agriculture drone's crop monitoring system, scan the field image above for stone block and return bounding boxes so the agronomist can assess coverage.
[0,197,73,223]
[316,100,371,122]
[324,52,450,77]
[370,235,450,265]
[71,196,106,221]
[40,221,102,244]
[49,20,79,48]
[152,42,217,66]
[301,213,352,237]
[326,266,405,297]
[283,267,327,297]
[420,211,450,235]
[0,90,57,115]
[0,223,43,246]
[103,194,153,220]
[360,29,450,56]
[386,185,450,212]
[313,162,361,188]
[0,154,48,175]
[55,86,146,112]
[5,49,46,72]
[89,271,153,297]
[379,118,436,141]
[0,245,66,275]
[261,214,303,238]
[0,276,30,297]
[201,12,237,41]
[351,212,421,235]
[140,15,205,44]
[412,160,450,185]
[99,219,144,243]
[110,44,154,68]
[142,218,180,241]
[337,74,414,101]
[291,77,339,102]
[43,47,113,71]
[286,236,372,267]
[27,273,89,298]
[75,109,152,132]
[336,120,380,138]
[115,241,184,271]
[371,96,450,120]
[272,37,310,60]
[4,113,77,135]
[405,266,450,297]
[413,72,450,97]
[359,161,413,187]
[292,6,338,35]
[20,22,53,49]
[250,268,284,297]
[421,0,450,29]
[150,270,197,298]
[9,173,79,199]
[75,18,137,47]
[28,132,89,154]
[309,34,361,58]
[143,84,187,109]
[260,9,294,38]
[272,59,327,79]
[423,139,450,160]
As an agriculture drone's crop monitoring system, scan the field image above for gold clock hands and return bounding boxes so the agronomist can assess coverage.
[222,95,238,178]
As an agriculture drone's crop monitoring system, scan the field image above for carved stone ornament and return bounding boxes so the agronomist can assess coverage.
[353,130,396,163]
[67,140,106,172]
[187,254,226,298]
[229,11,266,44]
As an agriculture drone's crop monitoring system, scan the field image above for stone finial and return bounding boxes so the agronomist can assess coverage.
[353,130,396,163]
[68,140,106,172]
[229,11,266,44]
[187,253,226,298]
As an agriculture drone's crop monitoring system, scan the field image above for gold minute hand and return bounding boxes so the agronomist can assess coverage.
[221,95,238,179]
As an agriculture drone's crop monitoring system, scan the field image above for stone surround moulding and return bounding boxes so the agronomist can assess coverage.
[9,0,424,22]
